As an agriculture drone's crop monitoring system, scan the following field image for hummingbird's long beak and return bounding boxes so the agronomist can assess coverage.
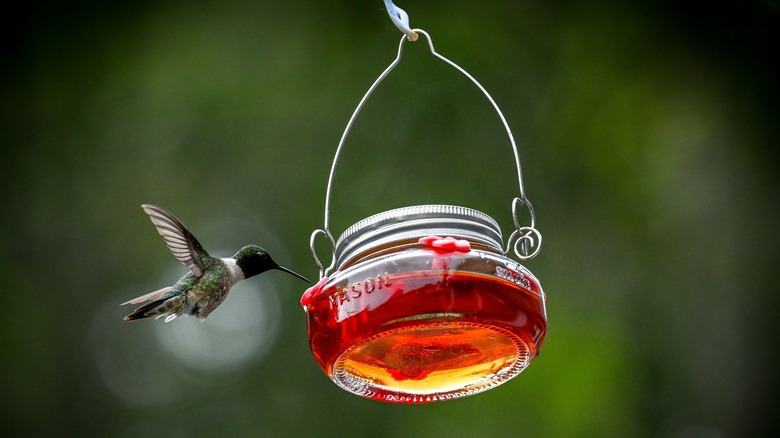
[276,265,311,283]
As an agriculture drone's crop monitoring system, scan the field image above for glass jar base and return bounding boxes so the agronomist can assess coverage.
[332,321,531,403]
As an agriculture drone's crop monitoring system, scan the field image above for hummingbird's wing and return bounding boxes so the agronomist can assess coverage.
[121,286,173,306]
[142,204,209,277]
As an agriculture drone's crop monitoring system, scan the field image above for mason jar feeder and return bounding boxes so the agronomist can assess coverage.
[303,24,546,404]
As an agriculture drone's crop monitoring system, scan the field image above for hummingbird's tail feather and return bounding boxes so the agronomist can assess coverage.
[121,287,173,306]
[123,294,184,322]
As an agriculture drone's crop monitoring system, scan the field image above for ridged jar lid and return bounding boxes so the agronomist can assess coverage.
[335,205,504,267]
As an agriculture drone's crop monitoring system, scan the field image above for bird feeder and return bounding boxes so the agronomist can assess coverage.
[302,7,546,404]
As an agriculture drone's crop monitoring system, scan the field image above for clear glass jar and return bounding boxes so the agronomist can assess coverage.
[301,205,547,403]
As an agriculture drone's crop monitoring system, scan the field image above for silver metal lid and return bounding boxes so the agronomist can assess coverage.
[335,205,504,267]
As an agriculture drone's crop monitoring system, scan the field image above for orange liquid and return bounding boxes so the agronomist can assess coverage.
[305,270,546,403]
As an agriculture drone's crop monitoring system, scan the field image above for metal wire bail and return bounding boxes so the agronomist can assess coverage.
[310,28,541,278]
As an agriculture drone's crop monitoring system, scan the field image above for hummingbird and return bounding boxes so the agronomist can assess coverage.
[122,204,309,322]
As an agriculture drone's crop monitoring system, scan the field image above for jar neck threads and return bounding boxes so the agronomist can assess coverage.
[335,205,504,269]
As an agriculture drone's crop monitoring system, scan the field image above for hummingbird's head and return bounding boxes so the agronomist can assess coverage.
[234,245,310,283]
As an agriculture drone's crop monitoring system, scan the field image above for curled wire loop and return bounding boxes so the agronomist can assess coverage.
[505,196,542,260]
[309,228,336,279]
[310,29,541,278]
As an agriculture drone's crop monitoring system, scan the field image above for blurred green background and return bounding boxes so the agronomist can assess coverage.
[2,0,778,436]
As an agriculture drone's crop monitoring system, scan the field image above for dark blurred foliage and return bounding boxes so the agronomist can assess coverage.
[1,1,778,436]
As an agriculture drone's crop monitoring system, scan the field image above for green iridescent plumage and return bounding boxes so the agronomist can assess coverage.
[122,204,309,322]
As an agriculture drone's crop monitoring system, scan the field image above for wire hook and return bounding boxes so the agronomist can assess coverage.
[384,0,418,41]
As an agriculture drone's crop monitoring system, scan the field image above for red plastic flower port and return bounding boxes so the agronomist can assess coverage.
[418,235,471,253]
[300,275,331,307]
